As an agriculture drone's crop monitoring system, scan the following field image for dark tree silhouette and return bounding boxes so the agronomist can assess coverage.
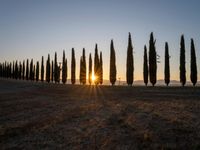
[149,32,157,86]
[190,38,197,86]
[3,63,5,77]
[79,56,83,84]
[9,62,12,78]
[94,44,100,85]
[57,64,61,83]
[62,50,67,84]
[82,48,86,85]
[143,45,148,86]
[15,61,18,79]
[30,59,33,81]
[0,63,2,77]
[180,35,186,86]
[26,59,29,80]
[165,42,170,86]
[71,48,76,84]
[126,32,134,86]
[1,63,3,77]
[99,51,103,85]
[36,61,39,81]
[51,60,54,82]
[110,40,117,86]
[66,59,68,83]
[19,62,22,80]
[41,56,44,82]
[46,54,51,83]
[33,65,35,81]
[54,52,59,83]
[88,53,92,85]
[12,61,15,79]
[22,60,25,80]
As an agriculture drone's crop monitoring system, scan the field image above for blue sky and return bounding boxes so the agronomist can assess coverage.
[0,0,200,81]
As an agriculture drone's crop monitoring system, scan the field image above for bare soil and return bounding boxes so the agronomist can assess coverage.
[0,79,200,150]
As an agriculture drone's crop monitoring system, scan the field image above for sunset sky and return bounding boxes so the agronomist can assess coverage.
[0,0,200,81]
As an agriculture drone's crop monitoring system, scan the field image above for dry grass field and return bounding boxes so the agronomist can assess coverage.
[0,79,200,149]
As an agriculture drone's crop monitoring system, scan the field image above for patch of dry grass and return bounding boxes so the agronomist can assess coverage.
[0,79,200,149]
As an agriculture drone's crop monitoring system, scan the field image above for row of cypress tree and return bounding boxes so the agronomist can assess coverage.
[142,33,197,86]
[109,32,197,86]
[0,51,67,84]
[0,33,198,86]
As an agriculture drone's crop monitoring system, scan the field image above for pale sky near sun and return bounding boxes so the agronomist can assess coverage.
[0,0,200,81]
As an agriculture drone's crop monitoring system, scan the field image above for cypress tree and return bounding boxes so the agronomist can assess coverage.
[164,42,170,86]
[36,61,39,81]
[71,48,76,84]
[33,65,35,81]
[3,62,6,79]
[57,64,60,83]
[22,60,25,80]
[19,62,22,80]
[99,51,103,85]
[82,48,86,84]
[110,39,116,86]
[5,62,8,78]
[7,63,9,78]
[88,53,92,85]
[30,59,33,81]
[1,63,3,77]
[3,62,5,78]
[94,44,100,85]
[26,59,29,80]
[0,63,1,77]
[4,62,6,78]
[54,52,58,83]
[3,62,5,77]
[126,32,134,86]
[190,38,197,86]
[12,61,15,79]
[51,60,54,82]
[149,32,157,86]
[6,62,8,78]
[9,62,11,78]
[65,58,68,82]
[1,63,4,77]
[0,63,2,77]
[41,56,44,82]
[143,45,148,86]
[62,50,67,84]
[180,35,186,86]
[46,54,50,83]
[15,61,18,79]
[6,63,8,78]
[79,56,83,84]
[8,62,11,78]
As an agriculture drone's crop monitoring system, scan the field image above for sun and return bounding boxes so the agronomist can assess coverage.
[92,74,96,82]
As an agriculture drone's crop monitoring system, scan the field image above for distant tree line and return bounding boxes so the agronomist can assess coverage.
[0,33,198,86]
